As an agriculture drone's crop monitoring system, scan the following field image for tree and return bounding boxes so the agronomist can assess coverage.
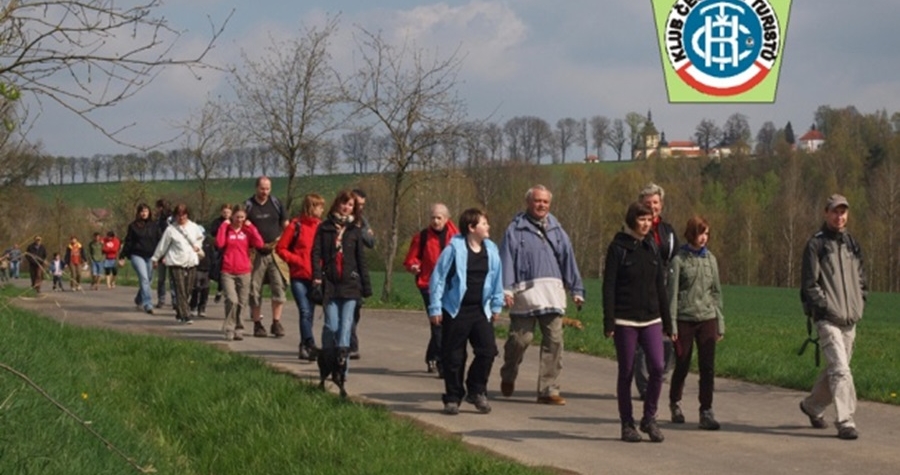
[341,129,372,174]
[755,121,778,157]
[694,119,722,155]
[555,118,578,163]
[625,112,645,160]
[178,99,238,218]
[230,16,342,211]
[722,112,752,149]
[0,0,229,147]
[784,121,795,145]
[590,115,610,159]
[341,28,467,300]
[605,119,626,161]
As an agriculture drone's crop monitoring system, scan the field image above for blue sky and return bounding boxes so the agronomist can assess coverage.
[25,0,900,158]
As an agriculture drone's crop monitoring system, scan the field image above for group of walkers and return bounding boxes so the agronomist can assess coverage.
[2,177,864,443]
[402,183,863,444]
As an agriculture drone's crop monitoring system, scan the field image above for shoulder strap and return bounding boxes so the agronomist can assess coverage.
[418,228,429,260]
[289,221,302,249]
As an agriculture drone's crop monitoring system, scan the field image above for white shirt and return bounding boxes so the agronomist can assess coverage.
[152,220,204,268]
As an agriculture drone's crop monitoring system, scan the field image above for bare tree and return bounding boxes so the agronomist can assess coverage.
[483,122,503,161]
[576,118,589,160]
[341,28,467,300]
[556,117,578,163]
[755,121,778,157]
[77,157,90,183]
[605,118,626,161]
[695,119,723,155]
[342,129,372,174]
[320,139,340,175]
[590,115,610,159]
[178,99,238,218]
[0,0,229,147]
[723,112,752,149]
[230,16,342,211]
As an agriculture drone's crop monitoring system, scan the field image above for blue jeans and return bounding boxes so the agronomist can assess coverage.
[291,279,316,347]
[10,260,20,278]
[130,255,154,311]
[322,298,356,350]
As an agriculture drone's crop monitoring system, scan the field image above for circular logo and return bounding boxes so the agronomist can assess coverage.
[663,0,781,96]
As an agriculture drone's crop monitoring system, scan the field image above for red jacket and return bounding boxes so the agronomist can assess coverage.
[102,237,120,260]
[403,221,459,290]
[216,221,264,275]
[276,216,321,280]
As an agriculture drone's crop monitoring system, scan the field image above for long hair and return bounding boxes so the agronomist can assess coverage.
[327,190,358,221]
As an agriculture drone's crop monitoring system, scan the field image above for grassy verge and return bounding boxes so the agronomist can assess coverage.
[0,288,551,475]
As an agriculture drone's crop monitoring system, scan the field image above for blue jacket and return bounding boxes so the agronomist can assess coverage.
[499,212,585,317]
[428,235,504,321]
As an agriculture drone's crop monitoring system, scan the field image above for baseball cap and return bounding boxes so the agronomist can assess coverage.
[826,194,850,211]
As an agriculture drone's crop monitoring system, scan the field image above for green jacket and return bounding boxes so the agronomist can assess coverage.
[667,247,724,335]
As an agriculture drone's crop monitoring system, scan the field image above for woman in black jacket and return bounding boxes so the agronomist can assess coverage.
[120,203,161,314]
[312,190,372,370]
[602,202,673,443]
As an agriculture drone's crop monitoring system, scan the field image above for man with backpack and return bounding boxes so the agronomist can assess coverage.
[403,203,458,376]
[245,176,289,338]
[799,194,866,441]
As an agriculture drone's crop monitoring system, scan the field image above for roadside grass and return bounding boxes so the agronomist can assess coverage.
[0,289,551,475]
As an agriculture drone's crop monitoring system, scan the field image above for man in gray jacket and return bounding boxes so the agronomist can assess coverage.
[799,193,866,440]
[499,185,585,405]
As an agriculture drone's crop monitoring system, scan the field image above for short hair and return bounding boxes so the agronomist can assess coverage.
[328,190,358,219]
[431,203,450,218]
[172,203,190,218]
[684,215,710,245]
[93,232,101,238]
[625,202,653,230]
[300,193,326,218]
[525,185,552,202]
[458,208,487,236]
[155,199,170,211]
[351,188,367,199]
[231,204,247,216]
[638,182,665,201]
[255,176,271,187]
[106,230,116,238]
[219,203,231,212]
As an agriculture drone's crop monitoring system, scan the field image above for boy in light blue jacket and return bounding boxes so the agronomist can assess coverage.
[429,208,504,416]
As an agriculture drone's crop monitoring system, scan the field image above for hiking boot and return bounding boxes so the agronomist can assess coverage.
[427,360,438,374]
[537,394,566,406]
[670,402,685,424]
[348,350,360,360]
[639,418,665,442]
[306,345,319,361]
[214,292,222,303]
[225,330,234,341]
[442,402,460,415]
[270,320,285,338]
[500,381,515,398]
[699,409,720,431]
[235,322,244,331]
[253,321,267,338]
[799,401,828,429]
[621,422,642,442]
[298,345,311,361]
[838,426,859,440]
[155,301,164,309]
[465,393,492,414]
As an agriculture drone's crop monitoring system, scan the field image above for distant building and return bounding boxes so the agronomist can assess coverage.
[797,124,826,152]
[634,110,735,160]
[583,154,599,163]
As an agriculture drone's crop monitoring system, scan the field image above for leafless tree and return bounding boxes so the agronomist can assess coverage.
[77,156,90,183]
[342,129,372,174]
[723,112,752,149]
[483,122,503,161]
[695,118,723,155]
[178,99,238,218]
[556,117,578,163]
[341,28,468,300]
[605,118,626,161]
[0,0,229,148]
[230,16,343,210]
[590,115,610,159]
[755,121,778,157]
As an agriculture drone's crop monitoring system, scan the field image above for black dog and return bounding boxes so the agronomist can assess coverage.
[317,347,348,397]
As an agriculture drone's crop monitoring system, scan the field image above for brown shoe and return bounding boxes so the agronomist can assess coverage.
[537,394,567,406]
[270,320,285,337]
[500,381,515,398]
[253,321,267,338]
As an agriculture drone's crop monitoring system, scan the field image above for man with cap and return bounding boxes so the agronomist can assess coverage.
[799,193,866,440]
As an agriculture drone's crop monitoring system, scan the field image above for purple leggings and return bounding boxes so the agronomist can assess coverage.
[613,322,665,424]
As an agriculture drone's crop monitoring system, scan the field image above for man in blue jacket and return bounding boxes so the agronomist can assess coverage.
[499,185,585,405]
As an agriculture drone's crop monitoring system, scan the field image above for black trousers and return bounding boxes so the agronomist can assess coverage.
[440,305,497,404]
[421,288,442,365]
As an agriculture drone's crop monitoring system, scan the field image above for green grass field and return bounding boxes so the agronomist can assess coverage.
[0,288,550,475]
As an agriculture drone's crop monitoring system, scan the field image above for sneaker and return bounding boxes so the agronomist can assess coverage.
[214,292,222,303]
[155,302,164,309]
[465,393,492,414]
[298,345,311,360]
[427,360,438,373]
[442,402,460,415]
[270,320,285,337]
[500,381,515,397]
[225,330,234,341]
[621,422,642,443]
[145,307,154,315]
[837,426,859,440]
[348,351,360,360]
[537,394,566,406]
[183,318,193,325]
[670,402,685,424]
[639,418,665,442]
[698,409,720,431]
[233,333,244,341]
[253,321,267,337]
[799,401,828,429]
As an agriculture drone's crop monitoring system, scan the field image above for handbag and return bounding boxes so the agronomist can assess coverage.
[309,282,324,305]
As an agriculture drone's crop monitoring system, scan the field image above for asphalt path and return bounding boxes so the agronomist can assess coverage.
[9,283,899,475]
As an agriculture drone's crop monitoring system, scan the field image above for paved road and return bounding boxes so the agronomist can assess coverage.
[9,284,899,475]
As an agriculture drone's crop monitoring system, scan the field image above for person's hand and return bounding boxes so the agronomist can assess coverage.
[573,295,584,310]
[152,261,158,269]
[716,334,724,342]
[504,294,514,308]
[605,331,614,338]
[313,279,322,286]
[410,264,421,274]
[670,333,678,342]
[429,314,442,326]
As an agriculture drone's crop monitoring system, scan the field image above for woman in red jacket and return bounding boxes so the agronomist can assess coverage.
[216,204,265,341]
[277,193,325,360]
